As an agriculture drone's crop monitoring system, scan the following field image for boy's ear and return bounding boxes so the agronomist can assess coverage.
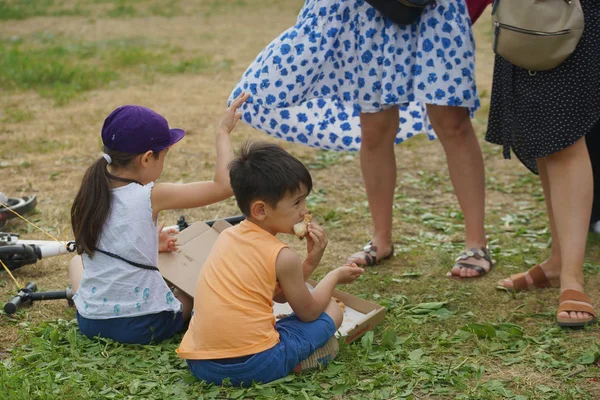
[250,200,267,221]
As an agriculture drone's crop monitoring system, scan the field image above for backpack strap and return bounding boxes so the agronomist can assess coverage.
[95,248,159,271]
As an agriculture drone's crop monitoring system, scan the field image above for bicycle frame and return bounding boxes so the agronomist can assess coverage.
[0,215,245,271]
[4,282,74,315]
[0,233,76,271]
[1,215,245,315]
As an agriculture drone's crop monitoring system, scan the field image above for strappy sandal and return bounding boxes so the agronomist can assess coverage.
[450,247,495,279]
[496,264,560,292]
[556,289,597,328]
[349,241,394,267]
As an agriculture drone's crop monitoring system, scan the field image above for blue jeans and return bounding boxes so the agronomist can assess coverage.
[77,311,183,344]
[186,313,336,386]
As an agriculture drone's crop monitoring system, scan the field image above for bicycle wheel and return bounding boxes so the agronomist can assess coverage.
[0,195,37,229]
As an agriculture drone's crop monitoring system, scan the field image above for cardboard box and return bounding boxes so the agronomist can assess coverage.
[158,219,232,297]
[158,220,386,344]
[274,280,386,344]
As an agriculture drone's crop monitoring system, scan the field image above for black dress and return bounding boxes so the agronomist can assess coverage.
[486,0,600,174]
[586,119,600,224]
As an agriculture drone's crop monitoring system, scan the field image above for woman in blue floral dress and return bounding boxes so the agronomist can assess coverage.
[230,0,491,278]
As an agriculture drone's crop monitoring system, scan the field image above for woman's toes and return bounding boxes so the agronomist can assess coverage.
[497,278,509,288]
[347,251,368,264]
[568,311,576,319]
[560,311,592,320]
[578,311,590,320]
[346,256,364,266]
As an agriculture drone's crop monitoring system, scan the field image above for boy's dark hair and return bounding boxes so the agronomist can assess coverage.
[229,141,312,215]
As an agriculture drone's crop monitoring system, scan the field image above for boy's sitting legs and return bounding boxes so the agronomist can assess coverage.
[186,300,343,386]
[294,299,343,372]
[277,298,343,371]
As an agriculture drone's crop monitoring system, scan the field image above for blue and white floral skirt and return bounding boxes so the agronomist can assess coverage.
[229,0,480,151]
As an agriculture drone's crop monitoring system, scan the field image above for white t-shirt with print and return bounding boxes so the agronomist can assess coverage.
[73,182,181,319]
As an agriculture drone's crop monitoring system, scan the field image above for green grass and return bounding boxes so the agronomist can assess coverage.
[0,39,118,105]
[106,0,136,18]
[2,173,599,399]
[147,0,180,17]
[0,0,53,20]
[0,0,86,20]
[2,106,35,123]
[104,0,181,18]
[307,150,356,171]
[0,0,296,20]
[1,301,598,399]
[0,0,176,20]
[0,36,231,105]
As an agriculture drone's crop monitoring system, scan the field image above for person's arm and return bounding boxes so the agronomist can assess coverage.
[211,92,250,196]
[301,222,327,279]
[151,92,250,212]
[273,222,327,303]
[276,248,364,322]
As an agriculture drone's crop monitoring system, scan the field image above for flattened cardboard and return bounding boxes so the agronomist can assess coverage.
[273,280,386,344]
[158,220,232,297]
[157,220,385,344]
[310,279,385,344]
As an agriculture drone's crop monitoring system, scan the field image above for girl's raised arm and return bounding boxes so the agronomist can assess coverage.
[151,92,250,213]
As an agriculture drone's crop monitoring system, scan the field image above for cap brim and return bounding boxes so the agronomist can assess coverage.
[168,128,185,147]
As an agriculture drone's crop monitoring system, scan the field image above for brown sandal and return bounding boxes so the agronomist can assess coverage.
[556,289,597,328]
[496,264,560,292]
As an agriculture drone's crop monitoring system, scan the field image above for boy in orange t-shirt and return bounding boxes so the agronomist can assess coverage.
[177,141,364,386]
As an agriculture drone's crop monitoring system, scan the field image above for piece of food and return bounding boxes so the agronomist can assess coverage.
[332,296,346,312]
[293,214,313,239]
[275,313,291,320]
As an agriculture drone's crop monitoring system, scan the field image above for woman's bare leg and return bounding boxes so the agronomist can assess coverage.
[347,107,399,265]
[499,159,562,289]
[427,105,488,278]
[544,137,593,321]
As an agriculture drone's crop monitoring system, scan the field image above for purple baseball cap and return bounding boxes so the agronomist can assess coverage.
[101,105,185,154]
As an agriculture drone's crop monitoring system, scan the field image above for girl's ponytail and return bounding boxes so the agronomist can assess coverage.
[71,148,143,255]
[71,155,112,256]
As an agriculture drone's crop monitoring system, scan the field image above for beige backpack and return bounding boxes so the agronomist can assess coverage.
[492,0,585,71]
